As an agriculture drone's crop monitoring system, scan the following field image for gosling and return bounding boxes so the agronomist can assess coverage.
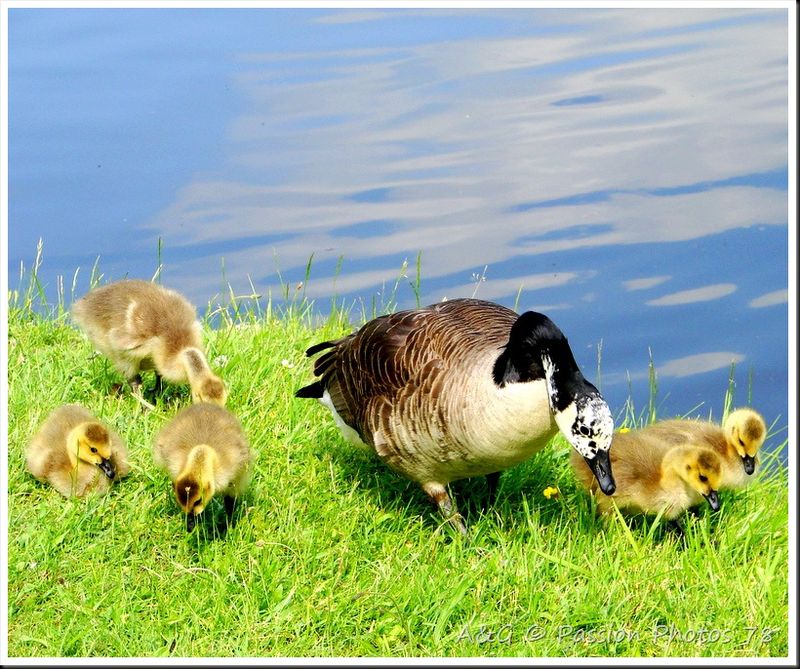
[153,402,253,531]
[71,279,227,406]
[637,408,767,489]
[571,432,723,519]
[26,404,130,497]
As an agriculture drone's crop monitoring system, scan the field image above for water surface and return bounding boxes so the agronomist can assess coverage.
[7,8,790,457]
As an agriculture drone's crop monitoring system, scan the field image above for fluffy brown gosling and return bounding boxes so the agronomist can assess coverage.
[571,433,723,519]
[626,408,767,489]
[26,404,130,497]
[71,279,227,407]
[153,403,253,531]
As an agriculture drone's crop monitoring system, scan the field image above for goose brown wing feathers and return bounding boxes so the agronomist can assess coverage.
[299,299,518,446]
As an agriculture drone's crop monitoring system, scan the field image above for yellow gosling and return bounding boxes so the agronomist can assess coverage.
[153,403,253,531]
[632,408,767,489]
[72,279,227,406]
[26,404,129,497]
[571,432,723,519]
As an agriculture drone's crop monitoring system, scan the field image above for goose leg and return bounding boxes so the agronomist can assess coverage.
[128,373,143,395]
[154,371,165,397]
[224,495,236,521]
[111,372,141,397]
[485,471,501,508]
[422,482,467,535]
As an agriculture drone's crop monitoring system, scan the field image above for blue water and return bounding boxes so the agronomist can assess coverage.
[6,8,790,459]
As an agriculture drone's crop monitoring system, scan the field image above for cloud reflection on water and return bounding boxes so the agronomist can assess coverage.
[748,289,788,308]
[646,283,737,307]
[7,7,787,439]
[604,351,747,384]
[623,276,671,291]
[147,9,787,308]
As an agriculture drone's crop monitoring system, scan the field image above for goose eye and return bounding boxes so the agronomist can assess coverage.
[699,474,708,483]
[90,447,98,454]
[738,438,745,447]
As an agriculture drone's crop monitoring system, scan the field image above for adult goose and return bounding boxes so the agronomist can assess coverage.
[296,298,615,533]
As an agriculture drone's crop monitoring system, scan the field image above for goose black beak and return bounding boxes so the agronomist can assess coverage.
[186,512,197,533]
[98,458,116,480]
[584,450,616,496]
[704,490,720,512]
[742,454,756,475]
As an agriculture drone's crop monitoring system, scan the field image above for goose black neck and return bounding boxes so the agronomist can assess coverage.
[492,311,588,401]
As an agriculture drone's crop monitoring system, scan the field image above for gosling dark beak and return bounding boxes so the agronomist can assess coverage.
[742,454,756,475]
[584,450,616,496]
[704,490,720,512]
[186,512,197,533]
[98,458,116,480]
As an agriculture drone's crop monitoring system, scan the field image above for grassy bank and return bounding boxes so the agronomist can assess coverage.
[5,287,790,658]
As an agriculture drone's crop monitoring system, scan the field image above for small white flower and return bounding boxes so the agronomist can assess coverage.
[281,359,295,369]
[213,355,229,367]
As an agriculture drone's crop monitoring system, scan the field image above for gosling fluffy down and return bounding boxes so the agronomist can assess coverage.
[26,404,130,497]
[153,402,253,531]
[71,279,227,405]
[571,429,723,519]
[634,408,767,489]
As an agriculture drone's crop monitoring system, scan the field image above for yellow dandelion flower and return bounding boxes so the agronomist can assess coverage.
[618,427,631,433]
[543,486,559,499]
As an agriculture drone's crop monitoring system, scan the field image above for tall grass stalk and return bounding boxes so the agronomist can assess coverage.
[153,236,163,284]
[647,347,658,424]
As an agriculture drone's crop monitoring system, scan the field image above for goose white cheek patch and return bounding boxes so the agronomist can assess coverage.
[572,395,614,458]
[542,354,613,459]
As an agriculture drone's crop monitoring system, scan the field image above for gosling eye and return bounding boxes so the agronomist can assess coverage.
[738,438,745,447]
[90,447,98,454]
[193,500,202,508]
[699,474,708,483]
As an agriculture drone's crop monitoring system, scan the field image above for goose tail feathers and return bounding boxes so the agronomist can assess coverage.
[295,380,325,399]
[305,340,336,357]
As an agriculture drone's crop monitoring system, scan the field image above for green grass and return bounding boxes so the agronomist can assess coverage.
[5,268,790,658]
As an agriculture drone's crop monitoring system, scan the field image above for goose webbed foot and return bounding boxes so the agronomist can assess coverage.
[111,373,142,397]
[128,374,143,395]
[128,374,155,411]
[423,482,467,536]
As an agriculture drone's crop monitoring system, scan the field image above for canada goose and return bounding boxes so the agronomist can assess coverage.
[295,298,615,533]
[625,408,767,489]
[71,279,227,406]
[571,431,723,519]
[152,402,253,531]
[26,404,130,497]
